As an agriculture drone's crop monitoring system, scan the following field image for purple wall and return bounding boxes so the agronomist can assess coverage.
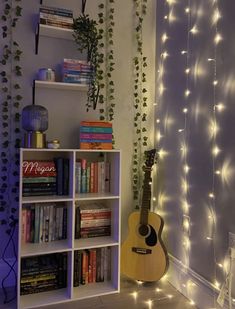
[156,0,235,289]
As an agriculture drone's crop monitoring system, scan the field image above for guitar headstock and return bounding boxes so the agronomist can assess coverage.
[144,149,158,168]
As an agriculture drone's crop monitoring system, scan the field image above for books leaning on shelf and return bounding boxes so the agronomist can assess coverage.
[80,121,113,150]
[39,5,73,29]
[75,158,110,194]
[22,159,69,197]
[62,59,93,84]
[21,253,67,295]
[75,203,111,239]
[74,247,111,286]
[21,203,67,244]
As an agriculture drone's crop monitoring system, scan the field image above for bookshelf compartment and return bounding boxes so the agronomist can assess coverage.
[19,252,69,299]
[20,201,73,257]
[72,245,119,298]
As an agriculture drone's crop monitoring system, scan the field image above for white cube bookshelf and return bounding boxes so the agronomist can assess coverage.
[18,148,121,309]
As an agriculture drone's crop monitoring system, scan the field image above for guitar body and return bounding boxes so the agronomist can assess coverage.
[121,211,169,282]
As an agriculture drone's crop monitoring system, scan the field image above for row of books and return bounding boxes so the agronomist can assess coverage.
[62,58,93,84]
[39,5,73,29]
[80,121,113,150]
[22,158,69,197]
[21,203,67,244]
[21,253,67,295]
[74,247,111,286]
[75,203,111,239]
[75,159,110,194]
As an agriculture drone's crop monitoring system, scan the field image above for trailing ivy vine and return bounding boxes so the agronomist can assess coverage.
[97,0,115,147]
[0,0,22,303]
[132,0,148,209]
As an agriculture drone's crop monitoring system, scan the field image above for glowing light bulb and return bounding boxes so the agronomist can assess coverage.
[152,197,156,202]
[185,68,190,74]
[206,237,213,240]
[185,7,190,13]
[209,193,215,198]
[162,33,168,43]
[215,33,222,45]
[214,281,220,289]
[183,108,188,113]
[131,291,138,299]
[164,15,168,20]
[167,294,173,299]
[215,170,221,175]
[181,50,187,55]
[156,288,162,292]
[217,263,223,268]
[190,25,198,34]
[212,146,220,157]
[178,129,184,132]
[137,280,143,285]
[185,89,191,97]
[147,299,153,306]
[162,51,169,59]
[184,165,190,174]
[213,9,221,24]
[190,300,195,306]
[208,58,215,62]
[215,103,225,111]
[213,80,218,86]
[156,118,160,123]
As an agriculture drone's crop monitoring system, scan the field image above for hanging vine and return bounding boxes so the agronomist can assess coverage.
[97,0,116,131]
[132,0,148,209]
[0,0,22,303]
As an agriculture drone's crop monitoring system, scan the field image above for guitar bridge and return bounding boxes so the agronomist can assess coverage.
[132,247,152,255]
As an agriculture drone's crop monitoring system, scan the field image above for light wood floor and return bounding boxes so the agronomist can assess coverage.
[0,277,198,309]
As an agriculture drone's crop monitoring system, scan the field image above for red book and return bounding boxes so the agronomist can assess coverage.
[80,211,111,220]
[80,142,112,150]
[22,160,57,177]
[80,133,113,140]
[80,121,112,128]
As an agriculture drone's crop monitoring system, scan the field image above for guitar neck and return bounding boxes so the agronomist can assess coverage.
[140,168,152,225]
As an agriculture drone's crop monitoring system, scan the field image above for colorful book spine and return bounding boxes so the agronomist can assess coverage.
[80,142,112,150]
[80,133,112,140]
[80,126,113,133]
[80,121,112,128]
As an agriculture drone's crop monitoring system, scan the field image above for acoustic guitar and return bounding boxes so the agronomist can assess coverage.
[121,149,169,282]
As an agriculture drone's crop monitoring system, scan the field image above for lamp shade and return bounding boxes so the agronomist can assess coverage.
[22,104,48,132]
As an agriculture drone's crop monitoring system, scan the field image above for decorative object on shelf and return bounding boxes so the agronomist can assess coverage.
[22,104,48,148]
[47,139,60,149]
[38,68,55,82]
[132,0,149,209]
[0,0,23,304]
[73,12,102,111]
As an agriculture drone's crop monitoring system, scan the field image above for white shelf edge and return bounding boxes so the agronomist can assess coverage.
[22,195,73,204]
[39,24,74,40]
[35,80,88,91]
[21,148,121,153]
[74,238,119,250]
[21,241,72,257]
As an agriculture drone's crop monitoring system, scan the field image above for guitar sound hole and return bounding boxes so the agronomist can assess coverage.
[139,224,149,237]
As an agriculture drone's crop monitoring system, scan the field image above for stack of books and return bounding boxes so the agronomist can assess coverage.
[22,159,69,197]
[21,203,67,244]
[74,247,111,286]
[62,59,93,84]
[75,203,111,239]
[21,253,67,295]
[22,160,57,196]
[80,121,113,150]
[75,158,110,194]
[39,5,73,29]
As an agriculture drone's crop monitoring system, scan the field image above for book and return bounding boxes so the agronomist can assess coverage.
[80,133,113,140]
[80,126,113,133]
[80,142,113,150]
[40,19,73,29]
[63,158,69,195]
[75,161,81,194]
[23,177,56,183]
[40,6,73,17]
[54,157,63,195]
[80,159,87,193]
[22,160,57,177]
[80,218,111,228]
[80,121,112,128]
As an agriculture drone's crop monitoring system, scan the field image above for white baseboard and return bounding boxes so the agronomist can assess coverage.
[0,258,17,288]
[168,254,234,309]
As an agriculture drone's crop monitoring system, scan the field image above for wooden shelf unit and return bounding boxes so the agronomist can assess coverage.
[18,148,121,309]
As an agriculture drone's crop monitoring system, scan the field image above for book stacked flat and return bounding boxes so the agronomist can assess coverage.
[80,121,113,150]
[75,203,111,239]
[21,253,67,295]
[39,5,73,29]
[62,59,93,84]
[74,247,111,286]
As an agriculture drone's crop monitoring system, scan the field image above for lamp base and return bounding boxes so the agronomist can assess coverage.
[24,131,46,148]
